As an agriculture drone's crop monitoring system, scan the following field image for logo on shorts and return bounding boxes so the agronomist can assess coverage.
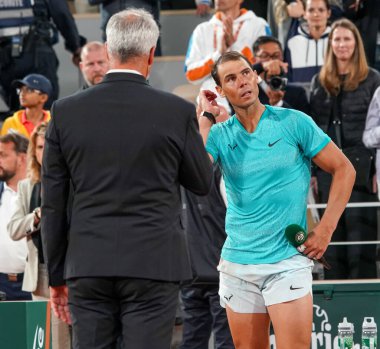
[290,285,303,290]
[228,143,238,150]
[224,294,233,301]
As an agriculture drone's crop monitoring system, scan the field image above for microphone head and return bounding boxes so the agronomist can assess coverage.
[285,224,308,247]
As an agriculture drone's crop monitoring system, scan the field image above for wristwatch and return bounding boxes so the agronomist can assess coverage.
[201,111,216,124]
[33,207,41,221]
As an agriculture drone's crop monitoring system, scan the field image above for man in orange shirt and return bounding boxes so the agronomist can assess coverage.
[0,74,52,139]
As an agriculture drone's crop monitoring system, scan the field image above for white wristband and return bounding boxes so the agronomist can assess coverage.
[297,244,306,253]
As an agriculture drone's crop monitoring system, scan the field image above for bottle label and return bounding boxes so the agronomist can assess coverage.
[362,337,377,349]
[338,337,353,349]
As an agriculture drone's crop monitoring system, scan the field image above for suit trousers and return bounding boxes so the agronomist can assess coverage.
[67,277,179,349]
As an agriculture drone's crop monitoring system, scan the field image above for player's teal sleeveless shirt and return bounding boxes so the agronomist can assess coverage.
[206,105,330,264]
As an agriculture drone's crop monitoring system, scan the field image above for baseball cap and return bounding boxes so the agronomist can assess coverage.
[13,74,53,96]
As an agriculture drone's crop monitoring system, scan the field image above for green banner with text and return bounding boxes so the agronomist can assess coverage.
[0,300,51,349]
[268,281,380,348]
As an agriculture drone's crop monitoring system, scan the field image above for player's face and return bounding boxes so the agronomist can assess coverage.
[216,58,259,109]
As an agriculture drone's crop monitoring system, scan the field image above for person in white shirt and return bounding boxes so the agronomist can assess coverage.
[185,0,271,114]
[0,132,29,300]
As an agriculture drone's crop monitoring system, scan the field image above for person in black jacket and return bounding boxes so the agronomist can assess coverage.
[0,0,86,111]
[41,8,212,349]
[310,18,380,279]
[180,165,233,349]
[252,36,310,114]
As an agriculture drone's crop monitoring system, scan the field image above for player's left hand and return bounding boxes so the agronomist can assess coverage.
[302,225,332,260]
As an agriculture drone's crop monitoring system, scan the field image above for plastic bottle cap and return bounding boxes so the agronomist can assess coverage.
[362,317,377,330]
[338,317,355,333]
[339,317,351,328]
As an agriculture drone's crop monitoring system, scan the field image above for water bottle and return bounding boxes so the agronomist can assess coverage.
[338,317,354,349]
[362,317,377,349]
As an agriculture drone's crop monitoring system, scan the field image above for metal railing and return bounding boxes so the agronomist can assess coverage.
[307,201,380,246]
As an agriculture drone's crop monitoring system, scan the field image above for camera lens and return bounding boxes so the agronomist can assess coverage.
[269,76,283,90]
[268,75,287,91]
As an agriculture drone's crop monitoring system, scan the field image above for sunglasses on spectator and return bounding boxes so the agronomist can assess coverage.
[16,86,43,95]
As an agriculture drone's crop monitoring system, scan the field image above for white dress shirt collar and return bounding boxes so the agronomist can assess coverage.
[107,69,143,76]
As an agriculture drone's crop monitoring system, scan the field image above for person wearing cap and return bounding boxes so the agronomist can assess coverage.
[0,0,86,111]
[0,74,52,139]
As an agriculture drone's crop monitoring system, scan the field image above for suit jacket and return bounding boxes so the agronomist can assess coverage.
[258,83,310,115]
[181,165,226,284]
[7,178,39,292]
[41,72,213,286]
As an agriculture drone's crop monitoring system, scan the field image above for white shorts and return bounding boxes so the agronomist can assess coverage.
[218,254,313,313]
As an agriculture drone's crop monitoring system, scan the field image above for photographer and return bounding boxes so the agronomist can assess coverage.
[253,35,310,114]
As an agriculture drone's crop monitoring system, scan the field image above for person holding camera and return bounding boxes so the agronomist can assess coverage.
[252,35,310,114]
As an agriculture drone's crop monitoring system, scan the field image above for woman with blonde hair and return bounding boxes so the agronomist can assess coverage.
[8,122,71,349]
[310,18,380,279]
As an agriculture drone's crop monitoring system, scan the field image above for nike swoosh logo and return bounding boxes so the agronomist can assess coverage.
[290,285,303,290]
[268,138,282,147]
[224,294,233,301]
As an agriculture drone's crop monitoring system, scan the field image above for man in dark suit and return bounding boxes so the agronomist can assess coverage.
[253,36,310,114]
[41,8,212,349]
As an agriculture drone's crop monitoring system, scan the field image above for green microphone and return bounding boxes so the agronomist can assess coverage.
[285,224,331,270]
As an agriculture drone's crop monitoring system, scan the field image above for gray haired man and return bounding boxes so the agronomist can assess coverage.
[41,8,212,349]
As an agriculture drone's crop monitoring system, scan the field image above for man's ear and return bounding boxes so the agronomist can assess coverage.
[148,46,156,66]
[216,85,225,98]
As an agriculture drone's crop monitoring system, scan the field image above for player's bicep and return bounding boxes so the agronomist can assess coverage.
[312,141,351,175]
